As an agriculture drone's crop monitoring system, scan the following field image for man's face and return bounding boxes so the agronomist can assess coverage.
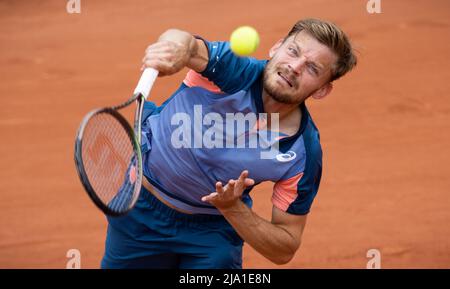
[263,30,338,104]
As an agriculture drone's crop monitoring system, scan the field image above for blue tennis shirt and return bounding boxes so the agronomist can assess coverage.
[140,39,322,215]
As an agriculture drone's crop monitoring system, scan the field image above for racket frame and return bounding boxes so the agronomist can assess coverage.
[74,102,143,216]
[74,68,158,216]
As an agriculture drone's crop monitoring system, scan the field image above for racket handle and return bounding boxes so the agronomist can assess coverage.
[134,68,159,99]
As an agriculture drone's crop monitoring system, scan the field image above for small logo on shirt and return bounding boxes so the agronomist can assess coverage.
[276,151,296,162]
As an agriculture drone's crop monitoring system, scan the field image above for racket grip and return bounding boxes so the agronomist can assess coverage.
[134,68,159,99]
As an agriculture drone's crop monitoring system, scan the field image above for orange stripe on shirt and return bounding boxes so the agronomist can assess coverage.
[183,70,222,93]
[272,173,304,212]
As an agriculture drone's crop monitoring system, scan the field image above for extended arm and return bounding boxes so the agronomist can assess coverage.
[142,29,209,75]
[202,170,307,265]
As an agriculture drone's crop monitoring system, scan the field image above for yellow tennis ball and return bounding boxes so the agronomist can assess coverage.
[230,26,260,56]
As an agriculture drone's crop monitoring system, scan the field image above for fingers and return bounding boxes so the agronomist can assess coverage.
[203,171,253,204]
[202,180,232,203]
[142,54,172,65]
[215,181,224,194]
[225,180,236,192]
[201,182,224,203]
[144,42,175,55]
[201,192,218,202]
[222,171,254,193]
[236,170,254,188]
[145,42,164,53]
[237,170,248,184]
[244,178,255,187]
[141,40,188,75]
[142,58,163,71]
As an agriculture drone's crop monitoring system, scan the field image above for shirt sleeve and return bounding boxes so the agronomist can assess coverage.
[272,140,323,215]
[183,69,222,93]
[198,39,266,94]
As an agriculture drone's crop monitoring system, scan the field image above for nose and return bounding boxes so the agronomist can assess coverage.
[288,57,306,75]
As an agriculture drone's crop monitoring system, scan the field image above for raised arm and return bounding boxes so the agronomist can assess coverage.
[142,29,209,76]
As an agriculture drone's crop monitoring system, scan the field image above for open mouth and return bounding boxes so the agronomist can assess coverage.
[277,72,293,87]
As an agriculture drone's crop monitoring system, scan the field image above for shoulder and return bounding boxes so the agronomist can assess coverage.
[198,38,268,94]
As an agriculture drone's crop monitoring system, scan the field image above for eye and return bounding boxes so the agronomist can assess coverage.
[287,46,298,56]
[308,64,318,76]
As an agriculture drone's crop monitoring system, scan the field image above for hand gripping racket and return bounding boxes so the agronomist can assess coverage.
[74,68,158,216]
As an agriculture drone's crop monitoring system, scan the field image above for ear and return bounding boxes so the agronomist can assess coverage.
[311,82,333,100]
[269,39,284,58]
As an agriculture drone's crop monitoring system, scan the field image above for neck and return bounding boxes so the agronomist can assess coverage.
[261,90,303,136]
[262,90,301,121]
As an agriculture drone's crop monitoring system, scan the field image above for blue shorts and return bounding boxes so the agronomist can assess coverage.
[101,186,244,269]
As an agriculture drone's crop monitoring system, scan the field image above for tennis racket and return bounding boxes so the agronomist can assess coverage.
[74,68,158,216]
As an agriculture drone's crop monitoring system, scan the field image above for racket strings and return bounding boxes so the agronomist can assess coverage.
[81,112,138,212]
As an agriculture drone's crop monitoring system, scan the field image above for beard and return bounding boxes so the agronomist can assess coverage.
[262,61,306,105]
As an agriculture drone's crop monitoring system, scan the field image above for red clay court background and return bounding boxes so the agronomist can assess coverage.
[1,0,449,268]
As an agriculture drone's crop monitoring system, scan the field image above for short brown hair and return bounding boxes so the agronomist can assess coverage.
[286,18,357,81]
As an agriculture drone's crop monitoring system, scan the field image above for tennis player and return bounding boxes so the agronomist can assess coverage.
[101,18,357,268]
